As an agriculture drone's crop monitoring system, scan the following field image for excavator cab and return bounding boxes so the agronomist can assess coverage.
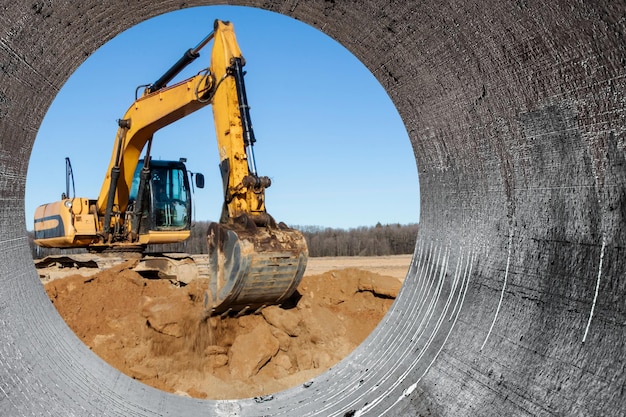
[128,159,205,239]
[129,159,197,233]
[150,166,189,230]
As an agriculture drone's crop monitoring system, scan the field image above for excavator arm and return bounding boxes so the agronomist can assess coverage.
[203,20,308,315]
[209,21,272,224]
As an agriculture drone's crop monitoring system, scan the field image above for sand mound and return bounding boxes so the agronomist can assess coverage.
[44,262,401,399]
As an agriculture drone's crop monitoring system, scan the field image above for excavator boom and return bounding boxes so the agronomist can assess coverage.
[34,33,215,249]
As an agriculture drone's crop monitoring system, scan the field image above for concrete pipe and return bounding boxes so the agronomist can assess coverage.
[0,1,624,416]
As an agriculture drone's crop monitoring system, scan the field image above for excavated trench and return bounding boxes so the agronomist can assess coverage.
[1,1,625,416]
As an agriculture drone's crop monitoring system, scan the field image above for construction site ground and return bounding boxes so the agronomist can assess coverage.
[41,254,411,400]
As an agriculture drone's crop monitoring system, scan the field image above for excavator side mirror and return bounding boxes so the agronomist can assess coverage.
[195,173,205,189]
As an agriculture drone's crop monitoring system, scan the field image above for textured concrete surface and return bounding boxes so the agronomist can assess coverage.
[1,1,625,416]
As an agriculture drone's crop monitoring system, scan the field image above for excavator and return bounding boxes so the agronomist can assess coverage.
[33,20,308,316]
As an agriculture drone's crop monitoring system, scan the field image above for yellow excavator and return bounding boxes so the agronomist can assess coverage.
[33,20,308,316]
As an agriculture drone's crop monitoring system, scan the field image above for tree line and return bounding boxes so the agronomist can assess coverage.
[29,222,418,259]
[296,223,418,257]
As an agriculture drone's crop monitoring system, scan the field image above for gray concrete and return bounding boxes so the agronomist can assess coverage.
[1,1,624,416]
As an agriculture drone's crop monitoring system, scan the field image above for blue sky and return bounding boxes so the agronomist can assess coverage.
[25,5,420,230]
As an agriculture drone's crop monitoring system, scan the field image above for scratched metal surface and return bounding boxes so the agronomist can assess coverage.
[0,1,625,416]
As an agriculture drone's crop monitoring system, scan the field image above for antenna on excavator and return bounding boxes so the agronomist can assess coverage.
[63,157,75,200]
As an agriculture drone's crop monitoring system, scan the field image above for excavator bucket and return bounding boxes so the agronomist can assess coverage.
[205,221,308,316]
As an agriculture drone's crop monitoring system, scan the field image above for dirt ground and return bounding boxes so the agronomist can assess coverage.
[42,255,411,400]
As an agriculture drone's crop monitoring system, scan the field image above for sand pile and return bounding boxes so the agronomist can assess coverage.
[44,260,401,399]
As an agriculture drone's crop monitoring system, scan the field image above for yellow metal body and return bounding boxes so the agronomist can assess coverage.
[210,20,267,221]
[33,198,97,247]
[136,230,191,245]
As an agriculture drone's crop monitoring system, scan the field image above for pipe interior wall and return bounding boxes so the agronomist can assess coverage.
[0,1,624,416]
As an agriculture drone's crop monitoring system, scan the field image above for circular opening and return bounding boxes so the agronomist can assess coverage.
[26,5,419,400]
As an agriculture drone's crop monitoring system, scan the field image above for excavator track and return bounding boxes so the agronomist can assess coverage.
[34,252,209,283]
[205,221,308,316]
